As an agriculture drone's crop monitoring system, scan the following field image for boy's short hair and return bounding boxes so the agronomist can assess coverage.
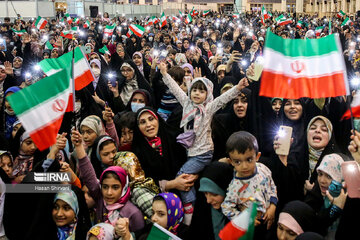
[191,80,207,92]
[168,66,185,85]
[226,131,259,154]
[168,49,177,56]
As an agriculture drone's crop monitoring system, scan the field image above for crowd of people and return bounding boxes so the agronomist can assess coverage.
[0,9,360,240]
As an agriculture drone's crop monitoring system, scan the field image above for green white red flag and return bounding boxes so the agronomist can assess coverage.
[261,6,270,20]
[45,41,54,50]
[126,28,133,38]
[160,12,167,28]
[83,20,91,28]
[185,13,192,24]
[342,90,360,119]
[337,10,346,18]
[219,202,258,240]
[203,10,210,17]
[12,28,26,37]
[278,18,293,26]
[129,24,145,37]
[145,16,156,26]
[296,20,303,29]
[147,223,181,240]
[35,16,48,30]
[260,30,349,99]
[73,18,80,24]
[61,30,73,39]
[104,23,116,36]
[38,47,94,91]
[99,45,111,55]
[341,17,353,26]
[154,17,160,25]
[65,13,72,24]
[7,69,72,151]
[233,13,240,19]
[315,26,324,36]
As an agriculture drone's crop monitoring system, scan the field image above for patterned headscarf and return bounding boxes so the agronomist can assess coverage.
[54,190,79,240]
[120,62,138,105]
[100,166,131,225]
[155,193,184,233]
[86,223,115,240]
[316,154,344,183]
[80,115,106,137]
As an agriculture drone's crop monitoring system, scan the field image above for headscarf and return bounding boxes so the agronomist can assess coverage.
[132,51,144,76]
[307,116,333,175]
[155,193,184,233]
[296,232,324,240]
[137,108,162,155]
[90,59,101,89]
[54,190,79,240]
[181,63,194,76]
[99,166,131,225]
[120,62,138,105]
[4,87,20,139]
[316,154,344,183]
[13,56,23,77]
[86,223,115,240]
[125,89,152,111]
[80,115,106,137]
[180,77,214,132]
[278,201,317,236]
[12,131,34,177]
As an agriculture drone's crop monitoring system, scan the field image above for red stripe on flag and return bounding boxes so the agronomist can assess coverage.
[342,105,360,119]
[260,71,347,99]
[219,221,246,240]
[65,93,74,112]
[75,70,93,90]
[30,117,63,151]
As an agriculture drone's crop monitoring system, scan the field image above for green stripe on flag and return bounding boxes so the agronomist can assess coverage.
[7,68,70,116]
[265,30,339,57]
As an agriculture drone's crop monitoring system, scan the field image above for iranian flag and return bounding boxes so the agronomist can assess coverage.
[337,10,346,18]
[154,17,160,25]
[35,16,48,30]
[147,223,181,240]
[203,10,210,17]
[73,17,80,24]
[65,13,72,24]
[342,90,360,119]
[185,13,192,24]
[12,28,26,37]
[278,18,293,26]
[260,30,349,99]
[83,20,91,28]
[39,47,94,91]
[146,16,156,26]
[126,28,133,38]
[99,45,111,55]
[172,16,180,22]
[45,41,54,50]
[104,23,116,36]
[296,20,303,29]
[275,14,286,24]
[160,12,167,28]
[61,30,74,39]
[219,202,257,240]
[315,26,324,36]
[129,24,145,37]
[261,6,270,20]
[341,17,353,26]
[233,13,240,19]
[179,10,183,16]
[7,69,72,151]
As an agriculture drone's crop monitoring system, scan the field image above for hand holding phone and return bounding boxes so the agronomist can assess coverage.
[274,126,293,156]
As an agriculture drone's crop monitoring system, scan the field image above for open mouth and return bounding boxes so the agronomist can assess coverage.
[320,185,328,193]
[312,135,322,143]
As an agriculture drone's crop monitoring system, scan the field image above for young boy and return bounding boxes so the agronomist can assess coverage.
[221,131,277,230]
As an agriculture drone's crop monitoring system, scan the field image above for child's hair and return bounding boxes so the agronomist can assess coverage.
[99,139,115,153]
[153,195,166,204]
[114,111,136,137]
[100,171,121,184]
[168,66,185,85]
[226,131,259,154]
[191,80,207,92]
[168,49,178,56]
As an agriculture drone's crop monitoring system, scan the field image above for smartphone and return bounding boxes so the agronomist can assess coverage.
[341,161,360,198]
[108,78,117,87]
[159,50,168,61]
[247,57,264,82]
[0,38,6,52]
[275,126,293,156]
[80,46,91,54]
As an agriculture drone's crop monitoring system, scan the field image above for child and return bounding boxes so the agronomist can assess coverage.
[0,151,13,178]
[71,129,144,234]
[87,223,115,240]
[159,62,249,225]
[221,131,277,232]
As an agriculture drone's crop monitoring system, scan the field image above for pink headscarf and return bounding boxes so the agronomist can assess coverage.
[100,166,131,225]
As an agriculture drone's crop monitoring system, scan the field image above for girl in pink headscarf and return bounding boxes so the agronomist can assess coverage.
[71,129,144,238]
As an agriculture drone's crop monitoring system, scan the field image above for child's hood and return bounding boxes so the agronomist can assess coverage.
[189,77,214,105]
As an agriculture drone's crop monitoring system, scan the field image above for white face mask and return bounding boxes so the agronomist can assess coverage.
[131,102,145,113]
[92,68,101,77]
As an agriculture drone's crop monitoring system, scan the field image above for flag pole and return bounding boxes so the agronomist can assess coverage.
[72,38,76,130]
[347,95,356,136]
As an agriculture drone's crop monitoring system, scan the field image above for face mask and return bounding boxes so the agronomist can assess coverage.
[148,37,153,42]
[92,68,100,77]
[131,102,145,113]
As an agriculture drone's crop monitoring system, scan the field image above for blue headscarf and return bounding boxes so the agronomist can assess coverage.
[4,87,21,139]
